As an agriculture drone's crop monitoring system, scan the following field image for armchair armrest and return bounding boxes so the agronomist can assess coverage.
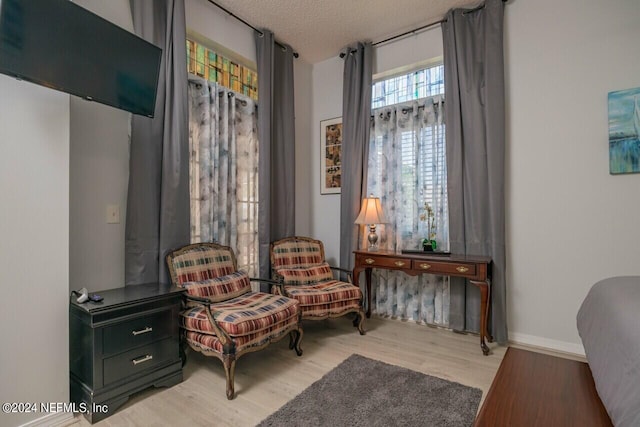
[329,266,353,283]
[249,277,282,286]
[184,294,213,306]
[251,276,285,295]
[182,293,232,347]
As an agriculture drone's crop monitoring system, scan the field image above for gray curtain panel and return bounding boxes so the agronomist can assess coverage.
[255,29,296,287]
[442,0,507,343]
[340,42,373,274]
[125,0,190,285]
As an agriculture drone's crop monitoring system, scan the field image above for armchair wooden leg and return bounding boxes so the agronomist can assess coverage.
[223,355,237,400]
[354,310,366,335]
[292,328,304,356]
[288,331,297,350]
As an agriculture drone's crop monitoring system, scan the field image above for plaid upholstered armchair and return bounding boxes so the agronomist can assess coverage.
[270,236,365,335]
[166,242,303,400]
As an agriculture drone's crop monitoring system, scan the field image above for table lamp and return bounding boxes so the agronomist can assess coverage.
[354,195,387,251]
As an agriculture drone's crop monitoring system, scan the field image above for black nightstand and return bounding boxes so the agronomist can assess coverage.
[69,283,184,423]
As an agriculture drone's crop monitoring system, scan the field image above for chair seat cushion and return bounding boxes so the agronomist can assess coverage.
[276,262,334,285]
[284,280,362,318]
[181,292,300,337]
[184,311,295,354]
[183,271,251,303]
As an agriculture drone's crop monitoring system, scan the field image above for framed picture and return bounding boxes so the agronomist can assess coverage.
[609,86,640,174]
[320,117,342,194]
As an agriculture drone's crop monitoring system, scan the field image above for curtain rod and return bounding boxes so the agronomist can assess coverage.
[341,0,508,57]
[206,0,299,58]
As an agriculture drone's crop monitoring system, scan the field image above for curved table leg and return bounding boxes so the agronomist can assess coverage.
[486,281,494,343]
[470,280,491,355]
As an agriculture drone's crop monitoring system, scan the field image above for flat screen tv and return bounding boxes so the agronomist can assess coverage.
[0,0,162,117]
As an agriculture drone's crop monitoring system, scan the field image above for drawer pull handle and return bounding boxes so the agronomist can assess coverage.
[132,354,153,366]
[365,258,375,265]
[132,327,153,336]
[394,261,406,267]
[456,266,469,273]
[420,263,431,270]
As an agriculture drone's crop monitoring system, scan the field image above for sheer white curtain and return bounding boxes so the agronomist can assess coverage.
[188,77,259,279]
[366,96,449,325]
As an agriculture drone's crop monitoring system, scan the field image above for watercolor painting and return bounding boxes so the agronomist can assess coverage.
[608,87,640,174]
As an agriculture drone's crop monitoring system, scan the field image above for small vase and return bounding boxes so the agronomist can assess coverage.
[422,239,433,252]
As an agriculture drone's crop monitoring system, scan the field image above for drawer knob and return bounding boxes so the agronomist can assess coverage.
[394,261,406,267]
[456,266,469,273]
[420,263,431,270]
[132,326,153,336]
[365,258,375,265]
[132,354,153,366]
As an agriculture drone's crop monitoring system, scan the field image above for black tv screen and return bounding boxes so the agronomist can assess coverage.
[0,0,162,117]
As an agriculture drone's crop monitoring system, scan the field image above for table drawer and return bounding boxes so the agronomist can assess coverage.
[356,254,412,269]
[103,337,177,385]
[103,310,173,356]
[412,260,477,277]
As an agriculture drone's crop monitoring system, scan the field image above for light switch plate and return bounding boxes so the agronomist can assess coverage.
[106,204,120,224]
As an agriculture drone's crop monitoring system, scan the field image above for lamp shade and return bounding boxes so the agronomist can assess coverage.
[354,197,387,225]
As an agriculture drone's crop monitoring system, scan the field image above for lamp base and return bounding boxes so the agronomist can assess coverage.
[367,225,378,251]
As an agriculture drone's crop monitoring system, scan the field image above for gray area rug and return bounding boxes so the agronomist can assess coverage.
[257,354,482,427]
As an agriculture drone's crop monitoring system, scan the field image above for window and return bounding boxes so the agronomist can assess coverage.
[235,159,259,277]
[368,63,447,247]
[186,39,258,100]
[186,38,260,277]
[372,64,444,109]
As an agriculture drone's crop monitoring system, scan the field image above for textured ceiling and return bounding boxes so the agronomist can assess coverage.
[210,0,483,63]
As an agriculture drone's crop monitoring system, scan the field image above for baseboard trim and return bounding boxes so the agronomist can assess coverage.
[374,314,587,358]
[19,411,76,427]
[508,331,585,357]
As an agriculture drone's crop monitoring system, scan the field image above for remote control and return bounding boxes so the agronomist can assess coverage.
[88,294,104,303]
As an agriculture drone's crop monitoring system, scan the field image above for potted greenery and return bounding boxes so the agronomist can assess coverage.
[419,202,437,251]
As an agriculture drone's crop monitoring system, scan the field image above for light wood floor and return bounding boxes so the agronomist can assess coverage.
[75,316,508,427]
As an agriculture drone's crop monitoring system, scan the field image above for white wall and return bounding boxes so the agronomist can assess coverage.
[69,0,133,292]
[308,0,640,353]
[185,0,256,63]
[0,76,70,426]
[294,59,314,237]
[373,27,443,75]
[505,0,640,353]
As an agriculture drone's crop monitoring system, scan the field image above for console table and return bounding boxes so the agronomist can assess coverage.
[353,250,493,355]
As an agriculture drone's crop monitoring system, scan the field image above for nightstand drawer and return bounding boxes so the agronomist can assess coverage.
[356,254,412,269]
[103,310,173,356]
[103,338,177,385]
[412,260,477,277]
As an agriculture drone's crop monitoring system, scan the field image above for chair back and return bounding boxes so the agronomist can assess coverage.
[270,236,326,270]
[166,242,238,286]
